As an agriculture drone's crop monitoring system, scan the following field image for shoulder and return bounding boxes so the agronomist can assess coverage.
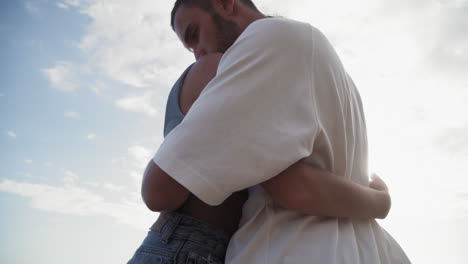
[189,53,222,77]
[232,17,321,57]
[249,17,308,33]
[247,18,311,42]
[185,53,222,91]
[253,19,338,65]
[179,53,222,114]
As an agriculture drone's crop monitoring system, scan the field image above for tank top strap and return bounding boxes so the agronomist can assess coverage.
[163,64,194,138]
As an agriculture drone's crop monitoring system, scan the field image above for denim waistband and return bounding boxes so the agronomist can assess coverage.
[151,212,232,246]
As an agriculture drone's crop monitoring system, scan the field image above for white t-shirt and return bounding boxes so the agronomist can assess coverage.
[154,17,410,264]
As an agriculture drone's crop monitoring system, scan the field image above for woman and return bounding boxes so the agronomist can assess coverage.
[127,53,390,264]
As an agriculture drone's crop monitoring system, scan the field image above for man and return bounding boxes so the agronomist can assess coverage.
[144,0,410,263]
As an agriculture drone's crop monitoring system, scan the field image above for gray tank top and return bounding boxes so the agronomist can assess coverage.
[163,64,194,137]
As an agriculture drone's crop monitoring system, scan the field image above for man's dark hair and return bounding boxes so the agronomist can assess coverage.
[170,0,258,30]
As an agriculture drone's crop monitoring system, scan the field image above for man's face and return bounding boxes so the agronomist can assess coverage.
[174,4,241,60]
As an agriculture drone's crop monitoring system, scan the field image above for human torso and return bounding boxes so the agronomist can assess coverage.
[161,64,247,235]
[175,192,247,234]
[223,17,410,264]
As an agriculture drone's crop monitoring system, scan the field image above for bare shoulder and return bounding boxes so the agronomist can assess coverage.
[191,53,223,76]
[179,53,222,114]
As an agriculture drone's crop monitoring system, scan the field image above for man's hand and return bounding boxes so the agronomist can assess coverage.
[368,173,391,219]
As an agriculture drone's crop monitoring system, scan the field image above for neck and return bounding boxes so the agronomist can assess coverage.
[236,9,267,32]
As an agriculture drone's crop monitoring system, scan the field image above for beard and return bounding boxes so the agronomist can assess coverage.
[211,12,242,53]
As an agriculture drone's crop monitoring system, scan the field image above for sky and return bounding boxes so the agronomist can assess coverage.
[0,0,467,263]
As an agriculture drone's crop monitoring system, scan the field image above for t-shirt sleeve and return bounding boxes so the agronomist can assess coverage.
[153,19,320,205]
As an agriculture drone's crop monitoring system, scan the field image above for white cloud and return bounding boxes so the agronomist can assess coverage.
[64,111,80,118]
[85,181,126,192]
[62,169,79,186]
[56,2,69,9]
[0,178,154,229]
[115,91,159,116]
[25,159,33,164]
[84,181,100,188]
[87,133,96,140]
[123,145,155,188]
[435,127,468,156]
[56,0,83,10]
[24,1,40,14]
[7,131,16,138]
[128,145,152,170]
[16,171,33,178]
[63,0,192,89]
[89,81,108,95]
[103,183,125,192]
[64,169,78,178]
[44,162,54,167]
[58,0,82,9]
[129,170,142,182]
[41,61,80,92]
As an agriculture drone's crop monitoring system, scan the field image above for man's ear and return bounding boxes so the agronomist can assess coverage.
[213,0,236,16]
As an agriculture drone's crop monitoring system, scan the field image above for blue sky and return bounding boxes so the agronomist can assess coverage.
[1,0,468,263]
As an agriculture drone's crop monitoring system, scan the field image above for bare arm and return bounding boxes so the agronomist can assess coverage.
[262,159,391,219]
[141,160,190,212]
[141,54,222,212]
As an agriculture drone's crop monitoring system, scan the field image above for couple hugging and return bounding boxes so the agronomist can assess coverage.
[128,0,411,263]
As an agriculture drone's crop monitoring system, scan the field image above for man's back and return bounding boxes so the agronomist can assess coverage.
[222,17,409,264]
[154,14,409,263]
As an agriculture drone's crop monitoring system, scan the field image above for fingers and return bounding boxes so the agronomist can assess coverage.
[369,173,389,192]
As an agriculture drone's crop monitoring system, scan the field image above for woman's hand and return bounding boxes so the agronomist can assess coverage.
[369,173,391,219]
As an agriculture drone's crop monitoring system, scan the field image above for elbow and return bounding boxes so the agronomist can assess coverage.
[143,198,163,212]
[263,161,320,212]
[141,181,180,212]
[144,201,163,212]
[140,160,189,212]
[271,188,309,212]
[141,187,165,212]
[142,189,183,212]
[263,180,310,212]
[141,178,190,212]
[267,185,327,217]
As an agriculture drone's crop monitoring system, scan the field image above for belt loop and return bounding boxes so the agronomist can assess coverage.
[160,213,181,244]
[150,213,170,232]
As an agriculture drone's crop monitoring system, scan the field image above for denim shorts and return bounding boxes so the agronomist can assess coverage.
[127,212,231,264]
